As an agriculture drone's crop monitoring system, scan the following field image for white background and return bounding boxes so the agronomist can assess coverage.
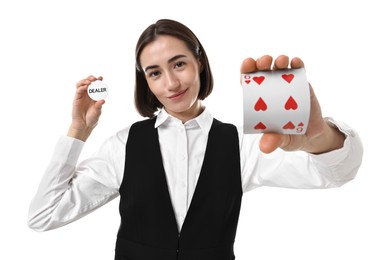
[1,0,384,259]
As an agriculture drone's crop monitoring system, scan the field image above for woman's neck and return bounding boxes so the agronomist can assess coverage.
[165,100,204,123]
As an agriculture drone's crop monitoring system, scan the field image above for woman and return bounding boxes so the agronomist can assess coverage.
[28,19,363,259]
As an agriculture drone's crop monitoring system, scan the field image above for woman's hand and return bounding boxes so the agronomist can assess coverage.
[240,55,345,154]
[67,75,105,141]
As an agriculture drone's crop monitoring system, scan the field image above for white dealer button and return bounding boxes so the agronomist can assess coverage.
[87,80,109,101]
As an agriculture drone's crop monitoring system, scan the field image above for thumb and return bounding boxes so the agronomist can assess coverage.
[89,100,105,121]
[94,99,105,110]
[259,133,288,153]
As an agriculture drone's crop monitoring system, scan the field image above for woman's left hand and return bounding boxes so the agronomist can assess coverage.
[240,55,345,154]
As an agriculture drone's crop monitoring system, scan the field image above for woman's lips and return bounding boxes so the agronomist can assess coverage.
[168,89,187,100]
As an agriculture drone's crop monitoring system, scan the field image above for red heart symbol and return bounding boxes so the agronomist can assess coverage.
[282,74,294,84]
[254,122,266,130]
[284,96,298,110]
[245,80,251,84]
[283,121,295,129]
[253,76,265,85]
[254,97,267,111]
[298,122,304,127]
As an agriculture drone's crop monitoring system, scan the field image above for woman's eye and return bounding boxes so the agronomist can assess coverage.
[149,71,160,78]
[174,61,186,68]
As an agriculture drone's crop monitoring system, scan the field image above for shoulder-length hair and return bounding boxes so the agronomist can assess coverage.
[134,19,214,118]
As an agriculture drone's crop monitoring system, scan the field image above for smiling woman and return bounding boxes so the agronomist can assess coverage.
[27,19,363,260]
[140,35,203,123]
[134,19,213,121]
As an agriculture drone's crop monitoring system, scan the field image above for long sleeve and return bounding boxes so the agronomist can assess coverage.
[27,127,129,231]
[240,118,363,192]
[28,110,363,232]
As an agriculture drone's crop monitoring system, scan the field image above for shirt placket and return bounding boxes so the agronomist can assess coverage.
[175,124,188,231]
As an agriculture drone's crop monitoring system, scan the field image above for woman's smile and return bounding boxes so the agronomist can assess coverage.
[168,88,188,101]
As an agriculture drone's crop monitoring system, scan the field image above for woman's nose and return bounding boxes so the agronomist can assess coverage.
[165,71,180,91]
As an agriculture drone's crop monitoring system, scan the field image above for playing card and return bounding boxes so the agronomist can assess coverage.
[242,68,310,135]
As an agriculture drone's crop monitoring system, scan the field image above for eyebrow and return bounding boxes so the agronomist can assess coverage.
[144,54,187,72]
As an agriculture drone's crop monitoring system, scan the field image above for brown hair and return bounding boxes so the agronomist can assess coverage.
[134,19,214,118]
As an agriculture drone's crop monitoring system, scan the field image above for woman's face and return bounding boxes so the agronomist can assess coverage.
[140,35,202,122]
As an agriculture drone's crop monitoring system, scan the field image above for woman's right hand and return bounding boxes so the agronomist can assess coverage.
[67,75,105,141]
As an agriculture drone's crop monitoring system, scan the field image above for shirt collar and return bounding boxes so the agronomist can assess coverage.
[154,107,213,135]
[154,108,170,128]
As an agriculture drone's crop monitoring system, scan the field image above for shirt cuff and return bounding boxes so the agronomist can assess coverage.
[308,117,355,166]
[51,136,85,166]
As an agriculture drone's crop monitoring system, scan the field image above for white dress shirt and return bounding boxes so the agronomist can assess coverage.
[28,108,363,232]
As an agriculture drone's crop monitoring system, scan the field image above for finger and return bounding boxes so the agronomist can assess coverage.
[240,57,257,74]
[94,99,105,110]
[76,85,88,95]
[256,55,273,71]
[259,133,287,153]
[90,100,105,125]
[290,57,305,69]
[86,75,99,81]
[76,78,91,88]
[273,55,289,70]
[76,75,100,88]
[73,87,89,102]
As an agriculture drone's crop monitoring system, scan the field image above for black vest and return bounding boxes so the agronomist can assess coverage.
[115,118,242,260]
